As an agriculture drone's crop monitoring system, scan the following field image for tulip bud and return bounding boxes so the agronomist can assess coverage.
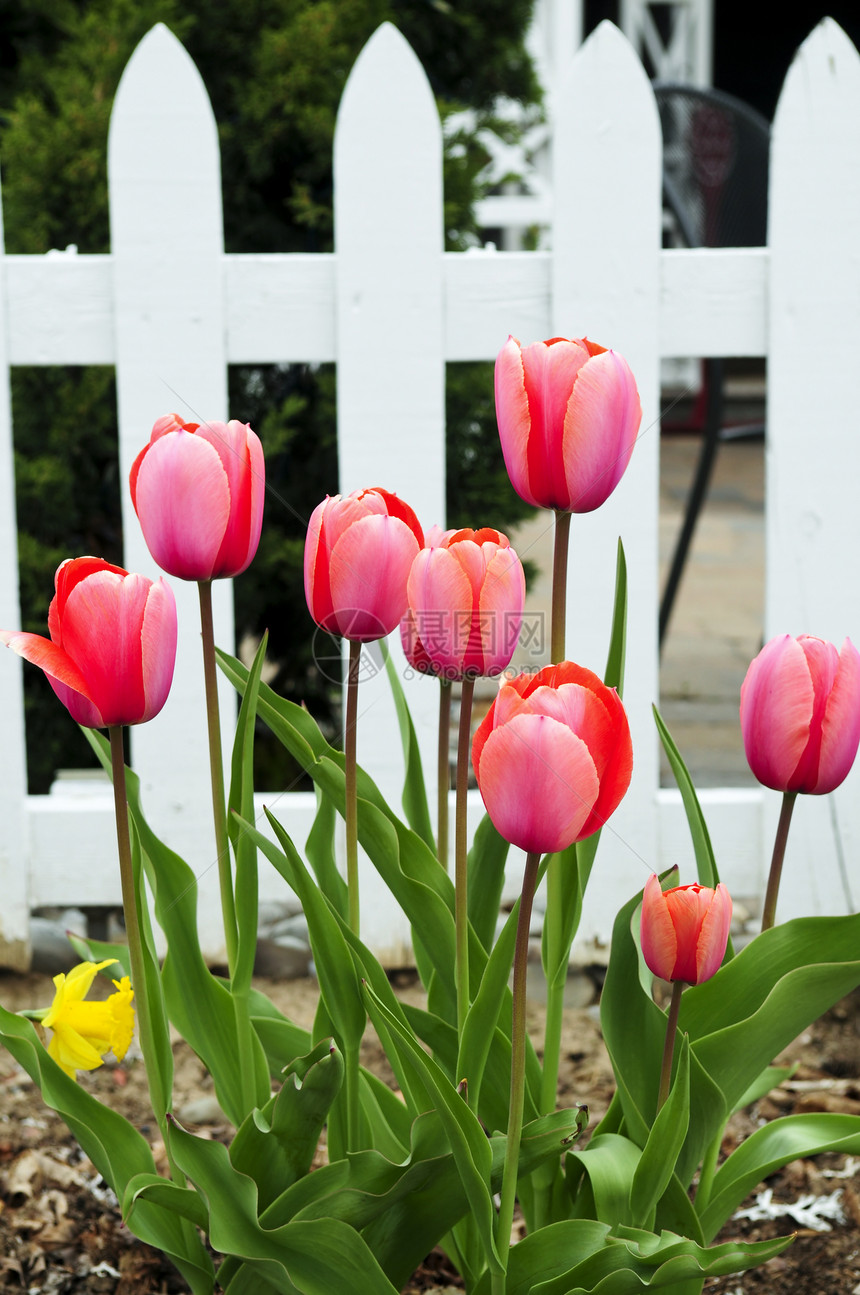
[640,874,732,985]
[740,634,860,795]
[130,416,265,581]
[407,527,525,681]
[304,488,424,643]
[494,335,641,513]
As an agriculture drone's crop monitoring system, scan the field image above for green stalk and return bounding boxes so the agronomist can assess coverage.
[108,729,172,1152]
[657,980,685,1113]
[760,790,798,932]
[540,508,572,1116]
[198,579,238,975]
[494,850,542,1290]
[437,678,452,871]
[345,638,362,935]
[550,509,571,664]
[455,676,476,1035]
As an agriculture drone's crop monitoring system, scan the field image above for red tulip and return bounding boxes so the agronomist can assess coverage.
[740,635,860,794]
[406,527,525,680]
[494,335,641,512]
[305,488,424,642]
[130,415,265,581]
[471,661,632,854]
[640,874,732,985]
[0,557,177,727]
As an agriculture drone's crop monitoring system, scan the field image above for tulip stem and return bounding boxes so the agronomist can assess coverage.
[761,790,797,932]
[551,509,571,664]
[657,980,685,1114]
[108,729,167,1138]
[345,639,362,936]
[198,580,238,976]
[455,676,476,1035]
[437,679,452,871]
[496,849,541,1282]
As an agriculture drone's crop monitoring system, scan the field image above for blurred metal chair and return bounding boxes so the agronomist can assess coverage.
[655,82,770,648]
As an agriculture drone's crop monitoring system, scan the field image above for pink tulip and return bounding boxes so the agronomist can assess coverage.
[406,527,525,680]
[471,661,632,854]
[640,874,732,985]
[130,415,265,581]
[740,635,860,794]
[0,557,177,728]
[305,488,424,642]
[494,335,642,512]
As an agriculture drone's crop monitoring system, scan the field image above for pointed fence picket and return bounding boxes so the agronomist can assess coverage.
[0,18,858,969]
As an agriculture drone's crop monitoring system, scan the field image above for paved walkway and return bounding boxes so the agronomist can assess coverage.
[505,418,765,789]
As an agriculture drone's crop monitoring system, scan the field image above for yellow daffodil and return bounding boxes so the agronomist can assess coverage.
[42,959,135,1080]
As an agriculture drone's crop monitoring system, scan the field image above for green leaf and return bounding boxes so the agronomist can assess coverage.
[230,1040,344,1211]
[629,1037,690,1229]
[604,537,628,695]
[652,705,726,904]
[80,727,269,1127]
[682,914,860,1114]
[0,1006,214,1293]
[732,1063,797,1114]
[305,789,348,919]
[128,813,174,1127]
[701,1112,860,1242]
[228,629,267,1001]
[379,637,435,849]
[361,981,504,1276]
[248,811,366,1054]
[566,1134,642,1226]
[466,812,509,954]
[458,897,519,1116]
[65,932,130,980]
[167,1116,399,1294]
[476,1218,792,1295]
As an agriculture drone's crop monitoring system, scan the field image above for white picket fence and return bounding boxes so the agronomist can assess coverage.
[1,18,858,971]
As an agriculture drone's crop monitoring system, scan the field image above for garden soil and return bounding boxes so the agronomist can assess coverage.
[0,970,858,1295]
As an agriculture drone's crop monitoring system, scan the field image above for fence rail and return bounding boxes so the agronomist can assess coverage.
[1,17,858,970]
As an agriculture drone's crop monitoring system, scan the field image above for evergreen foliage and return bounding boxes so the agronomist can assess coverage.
[0,0,539,789]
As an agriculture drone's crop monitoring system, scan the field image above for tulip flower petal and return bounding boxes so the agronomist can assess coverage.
[476,547,525,675]
[408,546,473,674]
[696,884,733,982]
[523,338,593,508]
[476,712,599,855]
[60,570,151,726]
[640,874,678,982]
[740,635,815,791]
[562,350,641,513]
[814,638,860,793]
[198,420,266,577]
[139,580,178,722]
[494,336,537,506]
[329,513,419,641]
[134,432,231,580]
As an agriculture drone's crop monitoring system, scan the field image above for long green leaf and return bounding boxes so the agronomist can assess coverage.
[80,727,269,1125]
[629,1038,690,1229]
[167,1117,399,1294]
[701,1111,860,1241]
[604,537,628,695]
[466,812,510,953]
[362,981,504,1276]
[652,705,724,900]
[228,630,267,1001]
[0,1006,214,1293]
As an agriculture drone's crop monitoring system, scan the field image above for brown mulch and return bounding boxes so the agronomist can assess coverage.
[0,972,857,1294]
